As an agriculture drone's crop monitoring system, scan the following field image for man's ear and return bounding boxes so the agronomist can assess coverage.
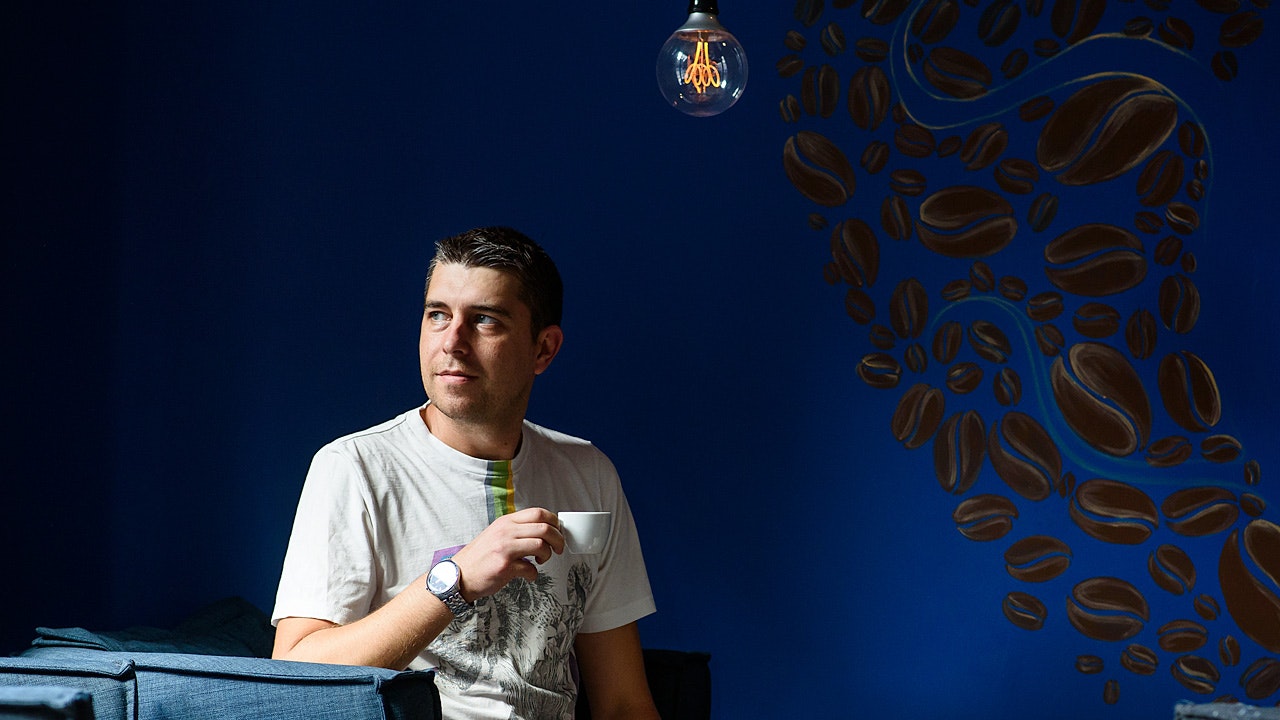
[533,325,564,375]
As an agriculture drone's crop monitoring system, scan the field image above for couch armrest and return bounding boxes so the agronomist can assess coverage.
[0,647,439,720]
[0,685,95,719]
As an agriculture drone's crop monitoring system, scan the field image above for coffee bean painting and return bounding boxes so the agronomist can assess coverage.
[778,0,1276,707]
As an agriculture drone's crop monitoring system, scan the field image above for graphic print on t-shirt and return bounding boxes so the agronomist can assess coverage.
[433,560,595,720]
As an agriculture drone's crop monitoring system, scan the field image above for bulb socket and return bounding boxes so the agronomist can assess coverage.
[687,0,720,16]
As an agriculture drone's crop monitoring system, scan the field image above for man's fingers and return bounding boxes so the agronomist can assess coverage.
[508,557,538,582]
[506,507,557,525]
[506,518,565,555]
[510,536,556,565]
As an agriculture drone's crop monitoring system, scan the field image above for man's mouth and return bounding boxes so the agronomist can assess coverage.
[437,369,477,382]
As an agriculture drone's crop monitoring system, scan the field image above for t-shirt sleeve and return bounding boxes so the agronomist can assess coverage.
[579,451,657,634]
[271,446,380,627]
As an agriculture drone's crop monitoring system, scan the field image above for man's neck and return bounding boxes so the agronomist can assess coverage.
[419,405,522,461]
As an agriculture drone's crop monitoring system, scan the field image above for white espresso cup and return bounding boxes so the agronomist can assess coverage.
[558,511,611,554]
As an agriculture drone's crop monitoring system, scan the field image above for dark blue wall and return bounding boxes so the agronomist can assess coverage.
[7,2,1279,718]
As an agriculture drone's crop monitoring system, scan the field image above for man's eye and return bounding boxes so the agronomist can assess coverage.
[427,310,448,323]
[475,314,497,326]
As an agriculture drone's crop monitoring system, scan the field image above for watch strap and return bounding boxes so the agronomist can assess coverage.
[438,586,473,617]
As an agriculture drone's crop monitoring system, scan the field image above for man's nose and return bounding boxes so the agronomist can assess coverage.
[441,320,470,354]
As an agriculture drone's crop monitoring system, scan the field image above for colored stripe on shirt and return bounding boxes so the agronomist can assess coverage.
[485,460,515,522]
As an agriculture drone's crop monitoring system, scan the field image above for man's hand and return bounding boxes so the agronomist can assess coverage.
[450,507,566,601]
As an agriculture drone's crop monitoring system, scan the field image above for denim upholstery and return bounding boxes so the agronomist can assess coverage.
[0,685,95,719]
[0,597,438,719]
[0,652,131,719]
[0,648,438,720]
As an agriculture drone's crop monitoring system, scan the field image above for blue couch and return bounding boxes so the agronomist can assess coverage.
[0,597,437,720]
[0,648,437,719]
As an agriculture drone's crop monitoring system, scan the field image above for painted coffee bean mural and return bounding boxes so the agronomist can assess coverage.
[1103,678,1120,705]
[1241,492,1267,517]
[829,218,880,288]
[973,261,1000,291]
[1159,274,1201,333]
[1036,77,1179,185]
[1163,486,1240,537]
[1202,434,1243,463]
[891,382,945,449]
[934,409,986,494]
[992,367,1021,406]
[988,411,1061,502]
[1070,478,1160,545]
[953,493,1019,541]
[944,361,983,393]
[1159,350,1224,433]
[932,320,963,363]
[1026,291,1064,322]
[1050,341,1152,456]
[1067,576,1149,642]
[1148,544,1196,595]
[1221,635,1241,668]
[1146,435,1193,468]
[1172,654,1221,695]
[1195,593,1221,622]
[1004,590,1048,630]
[1125,308,1158,360]
[1004,535,1072,582]
[916,185,1017,257]
[783,131,857,207]
[1220,520,1280,653]
[1240,657,1280,700]
[1076,654,1105,674]
[1071,302,1121,339]
[1043,224,1147,297]
[1121,643,1159,675]
[780,0,1274,707]
[1158,619,1210,653]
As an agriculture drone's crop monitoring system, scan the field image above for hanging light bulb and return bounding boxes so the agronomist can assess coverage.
[656,0,748,117]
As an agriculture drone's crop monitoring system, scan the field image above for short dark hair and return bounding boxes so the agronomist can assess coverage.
[425,226,564,335]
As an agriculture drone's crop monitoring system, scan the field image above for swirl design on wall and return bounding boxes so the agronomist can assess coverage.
[779,0,1275,706]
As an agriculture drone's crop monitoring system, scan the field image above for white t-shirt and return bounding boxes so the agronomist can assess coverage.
[272,406,656,720]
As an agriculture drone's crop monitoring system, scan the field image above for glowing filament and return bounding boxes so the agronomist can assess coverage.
[683,40,722,94]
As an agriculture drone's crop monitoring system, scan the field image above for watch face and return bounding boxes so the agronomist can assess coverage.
[427,560,459,594]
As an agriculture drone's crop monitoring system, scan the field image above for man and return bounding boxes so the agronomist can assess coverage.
[271,227,659,720]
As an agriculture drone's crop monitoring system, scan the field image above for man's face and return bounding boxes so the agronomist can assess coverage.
[419,262,559,431]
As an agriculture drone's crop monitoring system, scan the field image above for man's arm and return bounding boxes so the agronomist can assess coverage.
[273,507,565,669]
[574,622,661,720]
[273,578,452,670]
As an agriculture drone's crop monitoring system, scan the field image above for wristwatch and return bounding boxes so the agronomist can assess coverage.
[426,559,474,618]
